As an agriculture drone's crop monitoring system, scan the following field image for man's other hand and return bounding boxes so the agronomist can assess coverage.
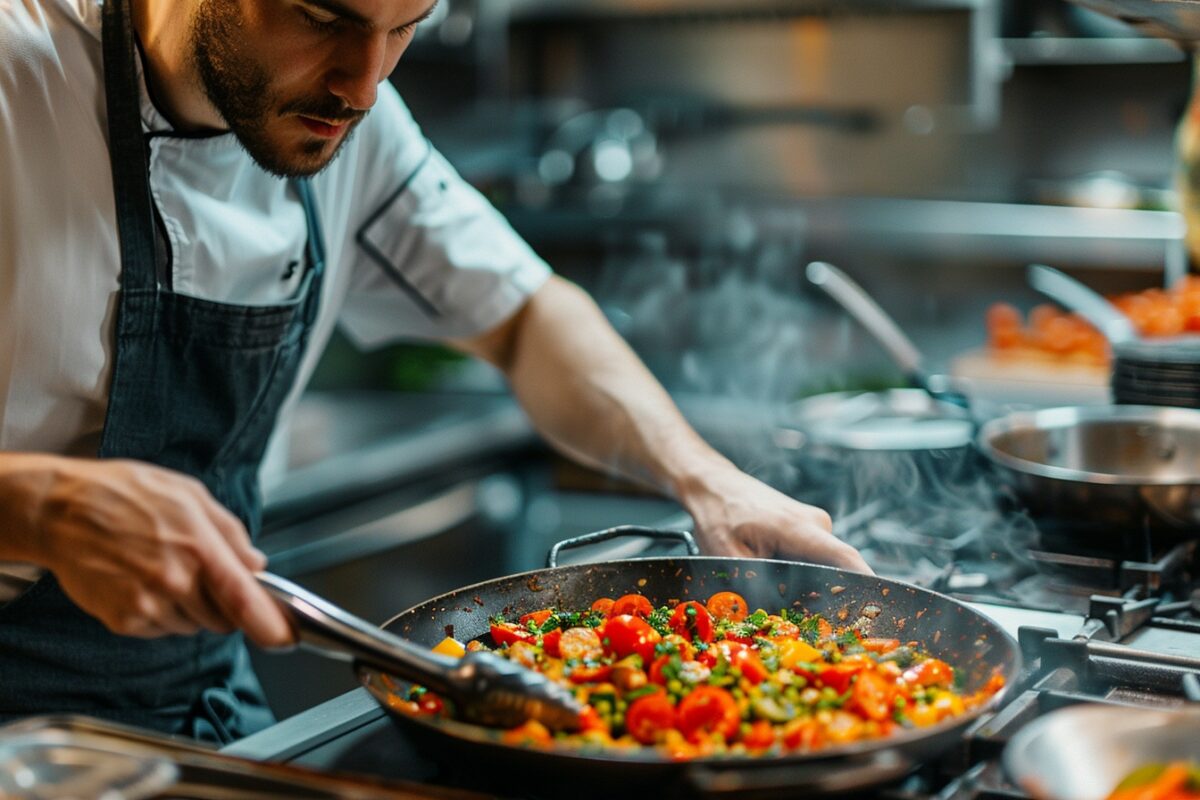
[26,457,295,647]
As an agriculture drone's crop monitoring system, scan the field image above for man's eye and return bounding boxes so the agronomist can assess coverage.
[299,9,339,30]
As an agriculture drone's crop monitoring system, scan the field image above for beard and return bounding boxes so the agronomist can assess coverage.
[189,0,365,178]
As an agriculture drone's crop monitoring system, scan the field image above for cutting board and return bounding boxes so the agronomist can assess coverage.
[950,348,1112,409]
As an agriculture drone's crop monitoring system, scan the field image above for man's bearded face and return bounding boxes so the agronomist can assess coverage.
[189,0,367,178]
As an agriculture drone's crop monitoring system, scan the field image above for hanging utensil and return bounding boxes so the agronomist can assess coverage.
[806,261,970,409]
[1027,263,1140,346]
[256,572,584,732]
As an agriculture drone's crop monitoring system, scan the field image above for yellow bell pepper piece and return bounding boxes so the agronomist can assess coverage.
[431,636,466,658]
[778,639,823,670]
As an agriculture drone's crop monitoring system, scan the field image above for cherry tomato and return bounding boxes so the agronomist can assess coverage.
[980,673,1007,695]
[669,601,714,643]
[577,705,609,734]
[568,664,613,684]
[676,686,741,743]
[648,654,673,686]
[611,594,654,619]
[903,659,954,688]
[768,617,800,639]
[730,648,769,685]
[740,719,776,750]
[782,718,824,751]
[604,614,661,664]
[417,693,445,716]
[850,669,896,722]
[490,622,534,647]
[706,591,749,622]
[818,662,866,694]
[625,692,677,745]
[541,628,563,658]
[519,609,554,628]
[591,597,615,617]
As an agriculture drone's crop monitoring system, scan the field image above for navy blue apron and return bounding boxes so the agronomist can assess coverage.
[0,0,327,742]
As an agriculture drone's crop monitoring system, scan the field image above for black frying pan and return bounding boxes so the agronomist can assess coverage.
[358,528,1020,798]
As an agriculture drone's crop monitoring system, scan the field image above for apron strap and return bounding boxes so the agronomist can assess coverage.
[293,178,326,279]
[100,0,160,292]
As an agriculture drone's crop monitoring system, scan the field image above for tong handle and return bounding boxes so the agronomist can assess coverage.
[256,572,457,695]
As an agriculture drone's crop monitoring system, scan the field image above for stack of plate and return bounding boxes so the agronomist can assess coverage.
[1112,339,1200,409]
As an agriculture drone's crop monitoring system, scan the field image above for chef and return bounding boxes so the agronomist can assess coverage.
[0,0,869,742]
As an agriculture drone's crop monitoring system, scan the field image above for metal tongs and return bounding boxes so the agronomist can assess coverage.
[256,572,584,732]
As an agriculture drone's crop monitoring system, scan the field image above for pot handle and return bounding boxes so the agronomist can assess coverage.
[683,750,914,796]
[546,526,699,568]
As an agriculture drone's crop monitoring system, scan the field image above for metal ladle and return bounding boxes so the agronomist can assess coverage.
[805,261,971,409]
[256,572,584,732]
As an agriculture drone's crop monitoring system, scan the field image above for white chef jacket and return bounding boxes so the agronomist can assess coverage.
[0,0,552,598]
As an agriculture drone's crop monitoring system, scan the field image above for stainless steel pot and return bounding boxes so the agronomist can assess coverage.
[781,388,981,511]
[977,405,1200,532]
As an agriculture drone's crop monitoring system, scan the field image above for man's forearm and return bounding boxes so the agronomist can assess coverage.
[497,277,735,500]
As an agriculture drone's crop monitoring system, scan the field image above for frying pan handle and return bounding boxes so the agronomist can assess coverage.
[546,526,700,568]
[683,750,914,795]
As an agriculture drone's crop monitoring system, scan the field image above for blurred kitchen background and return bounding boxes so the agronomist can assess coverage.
[252,0,1195,718]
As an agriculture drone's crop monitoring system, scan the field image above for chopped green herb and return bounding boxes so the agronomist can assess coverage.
[624,685,662,702]
[796,616,821,645]
[647,607,672,637]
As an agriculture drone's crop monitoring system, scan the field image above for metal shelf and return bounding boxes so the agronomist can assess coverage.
[1001,36,1185,65]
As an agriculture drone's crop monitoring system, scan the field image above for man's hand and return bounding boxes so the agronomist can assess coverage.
[679,464,872,573]
[8,455,294,647]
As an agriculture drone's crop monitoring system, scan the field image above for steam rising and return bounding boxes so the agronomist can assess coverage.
[596,214,1047,604]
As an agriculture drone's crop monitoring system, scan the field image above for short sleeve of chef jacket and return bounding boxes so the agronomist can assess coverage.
[335,84,551,346]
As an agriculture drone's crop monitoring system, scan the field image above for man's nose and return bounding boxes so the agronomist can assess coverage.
[325,33,391,112]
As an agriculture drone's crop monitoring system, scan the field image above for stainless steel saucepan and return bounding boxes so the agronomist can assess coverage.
[977,404,1200,532]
